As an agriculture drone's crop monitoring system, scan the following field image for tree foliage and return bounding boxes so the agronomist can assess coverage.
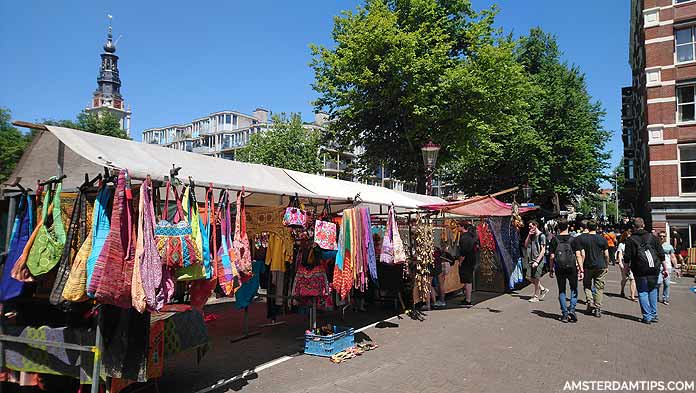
[0,107,32,184]
[237,113,323,174]
[312,1,610,202]
[43,109,130,139]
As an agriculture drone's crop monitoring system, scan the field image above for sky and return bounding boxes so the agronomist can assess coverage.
[0,1,629,174]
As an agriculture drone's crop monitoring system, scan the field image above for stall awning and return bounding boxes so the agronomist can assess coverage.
[4,124,446,209]
[421,195,537,217]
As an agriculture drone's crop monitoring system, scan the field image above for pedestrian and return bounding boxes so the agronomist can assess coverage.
[602,227,617,266]
[658,231,678,305]
[549,219,579,323]
[617,229,637,301]
[624,218,667,324]
[572,219,610,317]
[525,220,549,303]
[457,221,477,307]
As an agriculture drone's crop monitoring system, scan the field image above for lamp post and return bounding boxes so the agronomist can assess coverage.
[421,141,441,196]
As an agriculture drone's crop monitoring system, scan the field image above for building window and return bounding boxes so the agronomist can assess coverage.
[677,84,696,122]
[676,27,696,63]
[226,114,231,124]
[680,145,696,193]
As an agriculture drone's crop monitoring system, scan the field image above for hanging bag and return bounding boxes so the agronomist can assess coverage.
[50,187,88,306]
[132,179,149,312]
[0,194,34,300]
[85,185,113,292]
[154,181,201,268]
[216,190,240,296]
[26,182,67,276]
[137,177,168,311]
[314,199,338,251]
[175,185,206,281]
[283,194,307,227]
[11,187,49,283]
[189,186,218,309]
[232,188,252,275]
[88,169,135,308]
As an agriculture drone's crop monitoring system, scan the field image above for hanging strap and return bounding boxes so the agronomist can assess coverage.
[162,180,171,222]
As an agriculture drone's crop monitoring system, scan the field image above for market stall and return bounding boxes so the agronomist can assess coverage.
[0,123,446,391]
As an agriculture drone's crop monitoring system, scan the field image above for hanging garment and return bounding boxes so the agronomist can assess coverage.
[234,260,265,309]
[50,187,89,306]
[85,186,113,292]
[292,262,329,298]
[175,186,206,281]
[154,182,201,268]
[216,190,240,296]
[26,183,67,276]
[362,208,378,284]
[232,189,252,275]
[189,186,218,309]
[0,194,34,301]
[12,191,53,282]
[335,216,346,270]
[88,170,135,308]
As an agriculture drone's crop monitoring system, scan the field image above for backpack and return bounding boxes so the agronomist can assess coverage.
[631,234,660,276]
[554,237,575,271]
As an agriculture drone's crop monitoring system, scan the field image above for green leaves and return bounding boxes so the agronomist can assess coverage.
[0,108,32,184]
[44,109,130,140]
[237,113,323,174]
[312,2,609,204]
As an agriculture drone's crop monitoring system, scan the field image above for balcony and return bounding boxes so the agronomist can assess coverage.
[192,146,215,154]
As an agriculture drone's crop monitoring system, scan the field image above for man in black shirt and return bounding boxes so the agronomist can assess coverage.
[572,219,610,317]
[457,221,477,307]
[624,217,667,324]
[549,219,579,323]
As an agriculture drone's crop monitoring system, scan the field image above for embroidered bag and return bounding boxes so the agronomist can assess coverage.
[175,185,206,281]
[216,190,240,296]
[50,187,88,306]
[88,169,135,308]
[283,195,307,227]
[138,177,168,311]
[232,189,252,275]
[85,185,112,292]
[26,182,67,276]
[0,194,34,300]
[154,181,201,268]
[61,226,92,302]
[313,200,337,251]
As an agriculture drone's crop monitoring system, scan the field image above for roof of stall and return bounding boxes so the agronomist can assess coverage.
[3,124,446,209]
[421,195,537,217]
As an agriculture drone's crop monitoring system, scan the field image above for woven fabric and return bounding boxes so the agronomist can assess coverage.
[132,182,148,312]
[362,208,378,284]
[26,184,66,276]
[89,170,135,308]
[11,197,51,283]
[292,263,329,297]
[314,220,337,251]
[154,183,201,268]
[232,190,252,274]
[217,191,240,296]
[50,189,86,306]
[61,227,92,302]
[86,186,112,292]
[0,195,34,300]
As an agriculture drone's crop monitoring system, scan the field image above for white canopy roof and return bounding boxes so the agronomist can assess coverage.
[4,125,446,209]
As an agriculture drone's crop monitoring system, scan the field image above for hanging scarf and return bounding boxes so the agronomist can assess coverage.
[362,208,378,284]
[414,215,434,302]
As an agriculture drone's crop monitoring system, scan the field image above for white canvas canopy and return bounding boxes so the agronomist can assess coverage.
[4,124,446,209]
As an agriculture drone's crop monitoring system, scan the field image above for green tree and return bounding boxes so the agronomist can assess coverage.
[237,113,323,174]
[43,109,130,139]
[0,107,32,184]
[311,0,503,188]
[515,28,610,202]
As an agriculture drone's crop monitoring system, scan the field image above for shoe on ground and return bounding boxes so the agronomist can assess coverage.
[528,296,540,303]
[460,300,473,307]
[561,314,569,323]
[568,312,578,323]
[640,318,652,324]
[652,317,659,323]
[586,305,594,315]
[436,300,447,307]
[594,308,601,318]
[620,291,625,298]
[662,300,670,305]
[539,288,549,300]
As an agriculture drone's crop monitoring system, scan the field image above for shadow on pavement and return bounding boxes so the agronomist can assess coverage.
[531,309,561,321]
[602,309,642,322]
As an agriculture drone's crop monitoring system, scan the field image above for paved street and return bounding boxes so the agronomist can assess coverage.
[162,267,696,393]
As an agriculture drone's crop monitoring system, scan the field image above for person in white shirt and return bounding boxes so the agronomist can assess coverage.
[658,231,678,305]
[617,230,637,301]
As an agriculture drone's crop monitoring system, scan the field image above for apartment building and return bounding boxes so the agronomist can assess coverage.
[625,0,696,246]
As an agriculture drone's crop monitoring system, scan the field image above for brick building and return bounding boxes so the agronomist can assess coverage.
[625,0,696,246]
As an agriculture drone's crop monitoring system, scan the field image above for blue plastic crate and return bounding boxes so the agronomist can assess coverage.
[304,326,355,357]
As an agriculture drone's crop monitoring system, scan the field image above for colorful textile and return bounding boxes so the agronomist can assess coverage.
[216,191,240,296]
[292,263,329,298]
[89,170,135,308]
[0,195,34,301]
[26,183,66,276]
[232,190,252,275]
[380,205,406,264]
[85,186,112,292]
[234,260,265,309]
[163,310,209,358]
[101,305,149,382]
[362,208,378,284]
[155,183,201,268]
[314,219,338,250]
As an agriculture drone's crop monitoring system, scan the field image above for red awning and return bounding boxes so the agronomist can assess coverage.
[421,196,537,217]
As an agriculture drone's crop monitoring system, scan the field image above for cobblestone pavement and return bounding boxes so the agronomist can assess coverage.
[161,267,696,393]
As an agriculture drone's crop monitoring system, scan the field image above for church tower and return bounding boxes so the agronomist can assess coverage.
[86,15,132,136]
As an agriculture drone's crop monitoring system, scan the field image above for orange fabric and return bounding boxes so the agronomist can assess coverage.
[603,233,616,248]
[11,203,52,282]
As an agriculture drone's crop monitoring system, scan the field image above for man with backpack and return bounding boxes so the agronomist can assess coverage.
[549,219,579,323]
[572,219,610,317]
[624,218,667,324]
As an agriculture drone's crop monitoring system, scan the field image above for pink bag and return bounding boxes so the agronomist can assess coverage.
[283,195,307,227]
[232,189,252,275]
[313,200,337,250]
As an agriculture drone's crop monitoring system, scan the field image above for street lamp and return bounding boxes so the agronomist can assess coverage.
[421,141,441,196]
[521,183,533,202]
